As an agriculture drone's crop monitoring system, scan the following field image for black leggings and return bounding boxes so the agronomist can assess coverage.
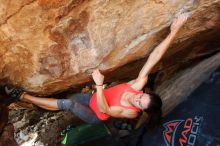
[57,93,101,124]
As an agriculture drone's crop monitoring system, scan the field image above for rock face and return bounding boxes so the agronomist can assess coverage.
[156,52,220,115]
[1,1,220,145]
[8,109,76,146]
[0,0,219,94]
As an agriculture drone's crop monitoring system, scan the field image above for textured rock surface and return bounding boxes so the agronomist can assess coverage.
[156,52,220,115]
[8,110,76,146]
[1,0,220,95]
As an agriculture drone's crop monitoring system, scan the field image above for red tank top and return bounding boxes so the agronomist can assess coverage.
[89,83,143,120]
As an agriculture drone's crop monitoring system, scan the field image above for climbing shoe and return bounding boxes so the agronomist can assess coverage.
[4,84,24,101]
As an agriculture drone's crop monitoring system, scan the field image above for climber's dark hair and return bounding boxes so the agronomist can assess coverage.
[143,92,162,131]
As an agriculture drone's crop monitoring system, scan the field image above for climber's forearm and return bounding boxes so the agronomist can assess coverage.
[138,32,177,79]
[96,86,110,113]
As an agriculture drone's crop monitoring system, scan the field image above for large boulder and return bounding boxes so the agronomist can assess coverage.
[1,0,219,95]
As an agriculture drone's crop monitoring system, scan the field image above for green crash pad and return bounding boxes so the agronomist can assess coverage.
[61,123,111,146]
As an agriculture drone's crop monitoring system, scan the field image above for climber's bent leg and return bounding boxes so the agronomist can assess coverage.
[57,97,101,124]
[21,93,59,111]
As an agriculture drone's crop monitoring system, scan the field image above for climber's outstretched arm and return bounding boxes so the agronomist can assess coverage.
[129,13,189,90]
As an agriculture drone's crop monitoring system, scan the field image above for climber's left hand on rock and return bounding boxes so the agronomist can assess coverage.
[170,13,189,34]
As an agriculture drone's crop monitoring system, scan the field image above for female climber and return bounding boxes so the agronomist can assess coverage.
[5,13,188,129]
